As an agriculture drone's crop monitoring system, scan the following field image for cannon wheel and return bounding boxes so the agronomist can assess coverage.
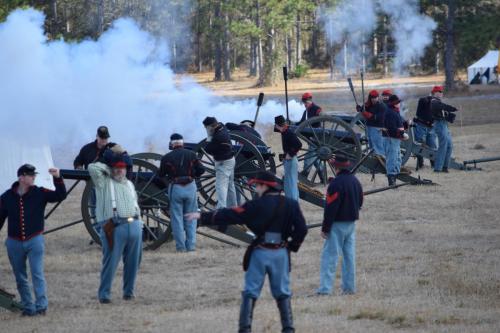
[347,112,412,167]
[195,133,268,210]
[81,157,172,251]
[228,130,277,174]
[294,115,362,186]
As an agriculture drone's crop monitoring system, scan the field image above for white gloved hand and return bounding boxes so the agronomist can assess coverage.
[402,133,410,141]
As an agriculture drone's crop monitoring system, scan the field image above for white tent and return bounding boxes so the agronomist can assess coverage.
[467,50,499,84]
[0,139,55,192]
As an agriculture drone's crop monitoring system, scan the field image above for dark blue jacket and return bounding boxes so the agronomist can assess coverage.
[299,103,322,128]
[364,102,386,128]
[158,147,205,183]
[0,177,67,241]
[383,105,406,139]
[200,192,308,252]
[430,97,457,121]
[322,170,363,234]
[281,127,302,157]
[205,124,234,161]
[225,123,262,139]
[415,96,434,127]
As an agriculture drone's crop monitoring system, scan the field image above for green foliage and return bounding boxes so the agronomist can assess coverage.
[290,63,310,79]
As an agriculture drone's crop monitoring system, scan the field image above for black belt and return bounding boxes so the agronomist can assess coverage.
[172,176,193,185]
[257,243,286,250]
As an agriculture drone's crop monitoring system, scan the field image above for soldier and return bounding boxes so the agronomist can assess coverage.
[381,89,392,104]
[0,164,67,316]
[203,116,237,208]
[274,115,302,201]
[185,171,308,333]
[225,120,262,139]
[429,86,459,173]
[88,148,142,304]
[358,90,386,157]
[317,156,363,296]
[298,92,324,181]
[158,133,205,252]
[414,87,439,169]
[74,126,113,169]
[383,95,410,186]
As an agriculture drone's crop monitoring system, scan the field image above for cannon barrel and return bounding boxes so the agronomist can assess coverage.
[59,169,156,181]
[463,156,500,167]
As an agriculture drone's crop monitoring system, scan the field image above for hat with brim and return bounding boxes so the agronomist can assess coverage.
[240,120,255,127]
[17,164,38,177]
[97,126,110,139]
[203,117,218,127]
[248,171,282,191]
[328,155,351,169]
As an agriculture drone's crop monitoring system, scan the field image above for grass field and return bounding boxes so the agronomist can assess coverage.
[1,74,500,332]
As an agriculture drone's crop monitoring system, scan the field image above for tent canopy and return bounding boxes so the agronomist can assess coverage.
[467,50,499,84]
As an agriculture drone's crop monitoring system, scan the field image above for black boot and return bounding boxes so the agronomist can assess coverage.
[388,175,396,186]
[277,297,295,333]
[416,156,424,169]
[239,294,256,333]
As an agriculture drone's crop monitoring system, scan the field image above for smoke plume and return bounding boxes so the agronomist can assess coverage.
[319,0,436,75]
[0,9,302,165]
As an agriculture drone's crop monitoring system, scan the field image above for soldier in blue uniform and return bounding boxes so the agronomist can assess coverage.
[275,115,302,201]
[317,156,363,296]
[298,92,324,181]
[429,86,459,173]
[382,95,410,186]
[185,171,308,333]
[414,87,440,169]
[358,90,386,157]
[158,133,205,252]
[0,164,67,316]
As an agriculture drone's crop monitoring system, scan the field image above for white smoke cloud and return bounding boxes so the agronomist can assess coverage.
[318,0,377,75]
[319,0,436,75]
[0,9,303,165]
[378,0,437,73]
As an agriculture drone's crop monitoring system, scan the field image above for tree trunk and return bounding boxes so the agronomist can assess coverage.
[329,46,335,80]
[286,33,293,70]
[196,2,203,72]
[255,0,263,79]
[213,1,222,81]
[444,0,456,90]
[295,14,302,66]
[96,0,104,35]
[249,38,257,76]
[259,28,277,86]
[222,11,231,81]
[383,16,388,77]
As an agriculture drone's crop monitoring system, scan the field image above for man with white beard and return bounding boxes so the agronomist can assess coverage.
[88,147,142,304]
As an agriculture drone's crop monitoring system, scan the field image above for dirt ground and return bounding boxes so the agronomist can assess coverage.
[1,74,500,332]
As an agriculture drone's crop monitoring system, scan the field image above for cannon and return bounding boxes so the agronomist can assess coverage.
[287,113,433,186]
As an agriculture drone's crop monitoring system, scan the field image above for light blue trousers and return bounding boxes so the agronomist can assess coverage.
[384,137,402,176]
[283,157,299,201]
[243,248,291,300]
[6,235,47,314]
[215,157,237,208]
[367,126,385,156]
[98,219,142,301]
[413,122,437,149]
[434,120,453,171]
[317,222,356,294]
[169,182,198,252]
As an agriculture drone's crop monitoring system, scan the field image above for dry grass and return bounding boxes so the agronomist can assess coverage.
[1,88,500,332]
